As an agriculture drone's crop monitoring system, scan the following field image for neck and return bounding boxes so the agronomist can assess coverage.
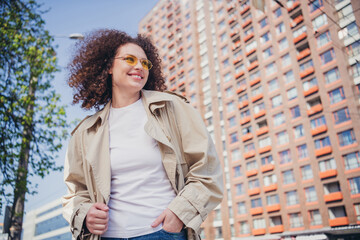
[111,90,141,108]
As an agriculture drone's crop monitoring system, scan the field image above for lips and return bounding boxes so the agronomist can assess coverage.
[128,72,143,79]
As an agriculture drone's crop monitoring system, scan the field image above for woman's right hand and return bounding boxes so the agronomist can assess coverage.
[85,202,109,235]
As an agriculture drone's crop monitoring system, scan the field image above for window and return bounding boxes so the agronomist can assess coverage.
[274,8,282,18]
[279,37,289,51]
[319,158,336,172]
[276,22,285,35]
[254,102,265,114]
[266,194,279,205]
[237,201,247,214]
[316,30,331,48]
[279,149,292,165]
[276,130,289,145]
[244,27,254,36]
[283,209,299,226]
[338,4,354,21]
[228,116,236,128]
[310,115,326,129]
[344,152,360,170]
[263,174,277,186]
[259,17,268,28]
[268,78,279,92]
[251,85,263,97]
[220,32,227,42]
[266,62,277,75]
[349,177,360,195]
[221,46,228,56]
[294,124,305,139]
[339,22,359,40]
[223,58,230,68]
[227,101,235,112]
[309,209,322,226]
[239,221,250,234]
[315,136,331,149]
[287,87,298,100]
[309,0,323,13]
[218,20,225,29]
[293,25,306,39]
[303,77,318,91]
[271,95,282,108]
[283,169,295,184]
[329,87,345,104]
[234,165,242,178]
[225,86,233,98]
[324,67,340,84]
[312,13,328,31]
[337,129,356,147]
[246,160,258,171]
[273,112,285,127]
[297,144,309,159]
[301,164,313,180]
[290,106,301,119]
[347,41,360,58]
[305,186,317,202]
[300,59,314,72]
[241,109,251,119]
[355,203,360,221]
[259,136,271,148]
[245,142,255,153]
[282,53,291,67]
[261,155,274,165]
[270,216,283,227]
[245,41,257,53]
[350,62,360,78]
[253,218,265,229]
[263,46,273,58]
[235,183,244,195]
[231,149,241,161]
[284,70,295,84]
[230,132,238,144]
[238,93,248,103]
[328,206,347,219]
[320,48,335,65]
[260,32,271,44]
[285,190,299,205]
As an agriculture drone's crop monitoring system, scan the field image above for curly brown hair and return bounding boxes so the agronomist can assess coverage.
[67,29,166,110]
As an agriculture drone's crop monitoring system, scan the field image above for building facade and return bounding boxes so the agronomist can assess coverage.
[139,0,360,239]
[23,198,71,240]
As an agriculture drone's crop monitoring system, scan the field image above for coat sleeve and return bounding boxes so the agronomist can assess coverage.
[62,130,93,239]
[167,98,224,233]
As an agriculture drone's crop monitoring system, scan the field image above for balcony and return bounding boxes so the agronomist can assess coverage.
[232,41,241,51]
[324,192,343,203]
[242,19,252,28]
[249,77,260,87]
[235,70,245,79]
[290,15,304,28]
[251,93,263,103]
[259,145,271,154]
[250,207,263,215]
[242,133,253,142]
[177,57,184,64]
[304,85,319,97]
[287,0,300,12]
[230,29,239,38]
[320,169,337,179]
[307,104,323,116]
[227,3,235,12]
[177,69,184,76]
[233,56,242,65]
[267,204,281,213]
[315,146,332,157]
[240,116,251,125]
[261,163,274,173]
[228,16,236,25]
[247,61,259,72]
[256,126,269,136]
[293,32,307,44]
[170,86,177,91]
[254,109,266,119]
[240,5,250,15]
[252,228,266,236]
[297,48,311,61]
[246,169,258,177]
[264,183,277,193]
[178,81,185,87]
[244,32,254,42]
[244,150,256,159]
[248,187,260,196]
[269,225,284,234]
[236,85,246,94]
[245,48,256,57]
[169,75,176,82]
[238,100,249,109]
[329,217,349,227]
[300,66,314,79]
[311,125,327,136]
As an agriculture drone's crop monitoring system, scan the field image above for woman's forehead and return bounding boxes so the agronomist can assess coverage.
[117,43,147,58]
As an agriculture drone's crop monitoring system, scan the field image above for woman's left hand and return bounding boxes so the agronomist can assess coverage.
[151,208,184,233]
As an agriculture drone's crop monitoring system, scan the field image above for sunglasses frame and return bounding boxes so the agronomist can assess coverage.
[115,54,153,70]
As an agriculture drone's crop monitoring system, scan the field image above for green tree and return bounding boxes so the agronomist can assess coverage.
[0,0,68,238]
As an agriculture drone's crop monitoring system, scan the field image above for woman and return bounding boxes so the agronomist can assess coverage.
[62,29,223,240]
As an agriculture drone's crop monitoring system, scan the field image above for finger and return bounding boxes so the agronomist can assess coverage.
[94,202,109,212]
[151,211,165,228]
[92,223,108,231]
[94,209,109,219]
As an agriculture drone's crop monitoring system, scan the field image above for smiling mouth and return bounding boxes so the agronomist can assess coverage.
[128,74,143,80]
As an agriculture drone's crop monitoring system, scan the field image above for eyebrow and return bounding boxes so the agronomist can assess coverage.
[123,53,148,60]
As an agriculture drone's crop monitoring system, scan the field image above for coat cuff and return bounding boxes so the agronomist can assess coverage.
[70,202,93,239]
[167,195,203,233]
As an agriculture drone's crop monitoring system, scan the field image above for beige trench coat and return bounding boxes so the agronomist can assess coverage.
[62,90,224,240]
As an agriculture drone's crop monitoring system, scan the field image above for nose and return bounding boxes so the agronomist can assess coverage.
[134,59,143,70]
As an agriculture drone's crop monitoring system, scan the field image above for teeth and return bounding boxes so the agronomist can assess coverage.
[132,75,142,79]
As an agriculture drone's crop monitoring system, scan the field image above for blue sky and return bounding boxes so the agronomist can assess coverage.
[24,0,159,213]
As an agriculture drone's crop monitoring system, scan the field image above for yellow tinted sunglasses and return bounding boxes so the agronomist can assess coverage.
[115,54,153,70]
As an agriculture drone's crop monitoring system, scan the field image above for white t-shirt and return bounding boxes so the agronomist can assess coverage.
[102,98,176,238]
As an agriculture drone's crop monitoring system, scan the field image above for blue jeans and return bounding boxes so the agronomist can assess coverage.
[101,229,187,240]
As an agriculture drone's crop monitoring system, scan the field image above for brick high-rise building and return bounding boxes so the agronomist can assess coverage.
[139,0,360,239]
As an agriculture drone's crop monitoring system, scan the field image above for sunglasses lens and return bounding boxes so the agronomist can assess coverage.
[141,60,152,70]
[124,55,136,66]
